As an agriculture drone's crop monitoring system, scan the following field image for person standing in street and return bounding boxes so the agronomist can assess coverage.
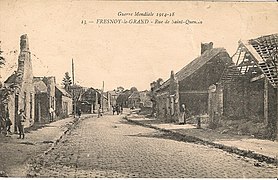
[5,110,12,136]
[178,104,186,125]
[97,107,102,118]
[112,105,116,115]
[77,109,82,118]
[49,106,54,122]
[17,109,26,139]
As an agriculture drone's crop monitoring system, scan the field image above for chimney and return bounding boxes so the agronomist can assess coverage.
[170,70,175,79]
[201,42,213,54]
[20,34,29,52]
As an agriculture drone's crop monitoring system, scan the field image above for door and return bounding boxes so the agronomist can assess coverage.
[14,94,19,132]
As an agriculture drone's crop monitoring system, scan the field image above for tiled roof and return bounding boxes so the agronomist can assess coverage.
[234,34,278,87]
[156,48,227,91]
[55,86,72,97]
[241,34,278,87]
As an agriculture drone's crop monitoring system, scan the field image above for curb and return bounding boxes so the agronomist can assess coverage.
[126,118,278,166]
[25,114,94,177]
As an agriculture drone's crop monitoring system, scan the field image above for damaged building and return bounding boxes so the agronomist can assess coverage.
[212,34,278,139]
[3,34,35,131]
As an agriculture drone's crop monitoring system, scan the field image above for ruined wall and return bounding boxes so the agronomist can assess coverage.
[223,80,245,118]
[6,35,35,130]
[17,34,35,127]
[223,78,265,121]
[156,92,168,120]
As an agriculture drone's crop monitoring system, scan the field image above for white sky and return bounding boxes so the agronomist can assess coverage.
[0,1,277,91]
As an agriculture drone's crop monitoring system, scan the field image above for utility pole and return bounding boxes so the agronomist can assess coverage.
[101,81,104,112]
[72,58,76,118]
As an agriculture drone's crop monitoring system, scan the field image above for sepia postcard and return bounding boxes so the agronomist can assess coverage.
[0,0,277,178]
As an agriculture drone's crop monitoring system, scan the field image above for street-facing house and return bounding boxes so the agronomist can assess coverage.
[212,34,278,139]
[55,86,72,118]
[3,34,35,132]
[78,87,101,113]
[154,42,232,122]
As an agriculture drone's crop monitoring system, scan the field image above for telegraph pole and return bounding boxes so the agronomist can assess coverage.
[101,81,104,112]
[72,58,76,118]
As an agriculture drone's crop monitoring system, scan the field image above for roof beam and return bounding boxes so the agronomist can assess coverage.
[179,90,208,94]
[250,74,265,82]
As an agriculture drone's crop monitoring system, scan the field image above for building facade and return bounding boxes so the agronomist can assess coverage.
[154,42,232,122]
[55,86,72,118]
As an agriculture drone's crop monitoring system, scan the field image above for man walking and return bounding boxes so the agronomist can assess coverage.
[17,109,26,139]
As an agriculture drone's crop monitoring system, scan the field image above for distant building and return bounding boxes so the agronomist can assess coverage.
[78,87,101,113]
[107,90,119,107]
[128,91,140,108]
[139,90,152,108]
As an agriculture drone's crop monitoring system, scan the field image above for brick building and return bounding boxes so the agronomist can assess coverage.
[154,42,232,122]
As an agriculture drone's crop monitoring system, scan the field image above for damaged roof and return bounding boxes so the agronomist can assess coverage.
[239,33,278,87]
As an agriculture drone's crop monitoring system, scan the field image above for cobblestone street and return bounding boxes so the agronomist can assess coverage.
[27,114,277,178]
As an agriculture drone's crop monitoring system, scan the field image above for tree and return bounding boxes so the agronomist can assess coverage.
[130,87,138,93]
[62,72,72,91]
[0,41,5,67]
[0,41,6,88]
[116,86,124,93]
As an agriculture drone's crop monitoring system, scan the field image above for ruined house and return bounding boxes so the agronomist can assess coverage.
[33,78,48,122]
[154,42,232,122]
[4,34,35,131]
[33,76,56,122]
[214,34,278,138]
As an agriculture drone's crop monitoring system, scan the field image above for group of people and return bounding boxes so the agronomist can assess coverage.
[0,108,26,139]
[112,104,123,115]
